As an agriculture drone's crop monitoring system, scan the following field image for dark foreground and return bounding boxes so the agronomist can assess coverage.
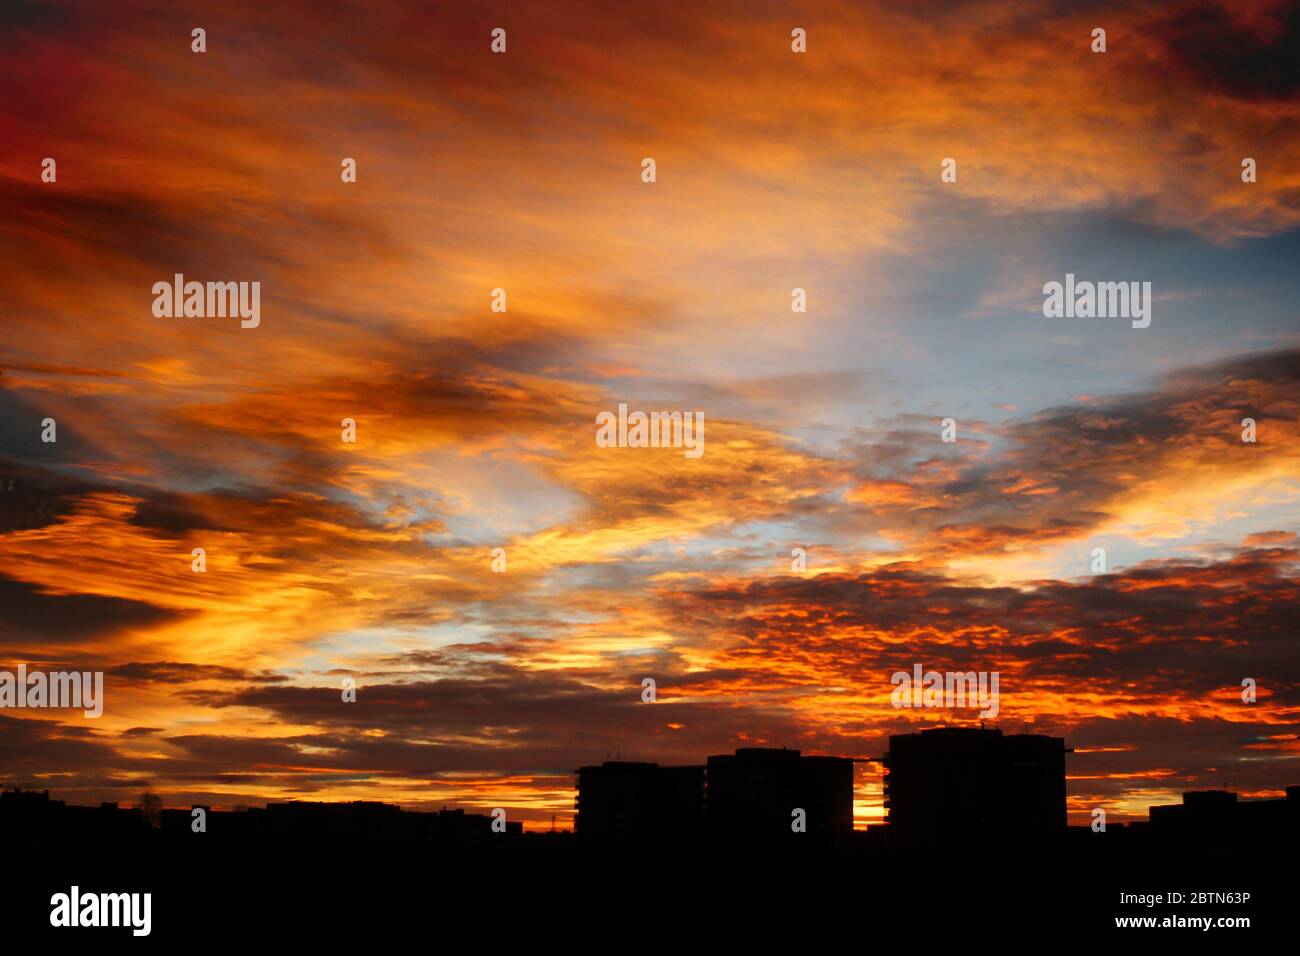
[7,829,1285,941]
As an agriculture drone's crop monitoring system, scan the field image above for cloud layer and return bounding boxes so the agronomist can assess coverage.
[1,0,1298,826]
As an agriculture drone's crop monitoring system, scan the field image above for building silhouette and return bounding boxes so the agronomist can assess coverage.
[706,747,854,849]
[1148,786,1299,858]
[574,761,705,845]
[880,727,1069,852]
[7,749,1297,863]
[0,789,526,847]
[575,747,854,849]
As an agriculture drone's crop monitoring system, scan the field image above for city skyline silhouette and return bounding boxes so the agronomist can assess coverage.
[2,0,1297,938]
[6,727,1296,859]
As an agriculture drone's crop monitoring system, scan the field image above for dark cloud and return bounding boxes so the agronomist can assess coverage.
[1156,0,1300,101]
[0,389,103,478]
[0,714,130,782]
[0,574,183,649]
[844,347,1300,554]
[108,661,288,685]
[660,543,1300,703]
[177,660,815,769]
[0,181,223,279]
[0,461,83,533]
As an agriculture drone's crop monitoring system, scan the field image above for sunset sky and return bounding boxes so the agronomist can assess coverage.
[2,0,1298,829]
